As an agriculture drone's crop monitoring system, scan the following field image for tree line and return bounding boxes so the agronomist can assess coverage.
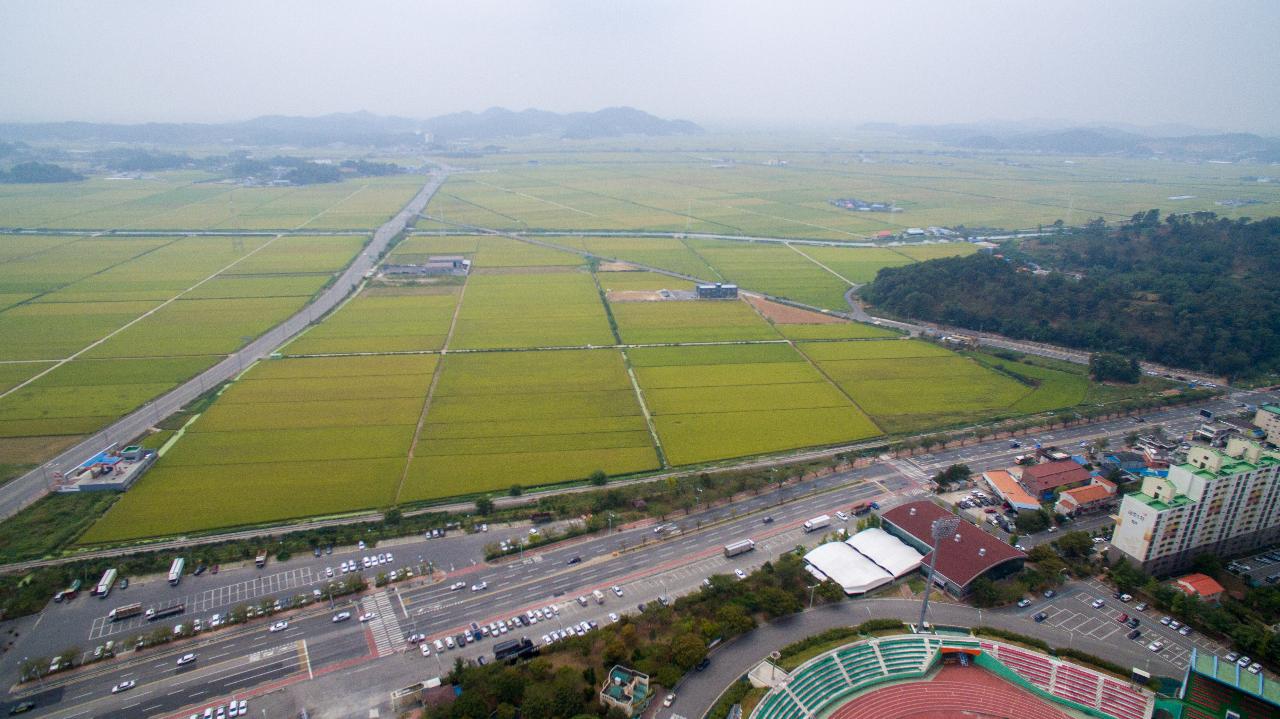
[861,212,1280,380]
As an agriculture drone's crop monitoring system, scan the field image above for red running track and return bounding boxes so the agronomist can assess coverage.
[828,666,1071,719]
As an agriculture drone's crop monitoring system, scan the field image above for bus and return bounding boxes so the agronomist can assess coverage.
[494,637,536,663]
[94,568,118,599]
[723,539,756,558]
[168,557,185,586]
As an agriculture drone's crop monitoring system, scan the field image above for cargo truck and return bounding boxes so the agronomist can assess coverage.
[723,539,756,558]
[803,515,831,532]
[109,603,143,621]
[145,602,185,621]
[592,589,606,605]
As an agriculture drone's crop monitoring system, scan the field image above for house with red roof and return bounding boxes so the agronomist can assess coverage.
[1019,459,1091,499]
[1173,573,1225,604]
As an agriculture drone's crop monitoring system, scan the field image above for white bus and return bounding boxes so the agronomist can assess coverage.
[94,568,118,599]
[168,557,185,586]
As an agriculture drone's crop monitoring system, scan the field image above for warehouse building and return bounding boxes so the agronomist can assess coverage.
[696,282,738,299]
[802,527,923,595]
[881,501,1026,596]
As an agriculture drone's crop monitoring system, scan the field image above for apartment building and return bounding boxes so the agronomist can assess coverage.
[1110,438,1280,575]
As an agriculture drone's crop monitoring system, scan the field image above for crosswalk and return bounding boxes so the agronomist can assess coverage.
[888,458,930,482]
[362,591,404,657]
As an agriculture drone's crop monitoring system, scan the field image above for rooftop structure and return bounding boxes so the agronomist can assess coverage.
[1019,460,1091,498]
[1173,573,1225,603]
[880,501,1026,595]
[804,528,924,595]
[600,665,651,718]
[696,282,739,299]
[1054,478,1117,517]
[1254,404,1280,441]
[982,469,1040,512]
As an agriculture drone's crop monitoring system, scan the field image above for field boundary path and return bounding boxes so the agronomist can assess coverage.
[0,171,449,523]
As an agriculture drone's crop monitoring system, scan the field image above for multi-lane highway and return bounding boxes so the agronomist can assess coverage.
[2,388,1273,718]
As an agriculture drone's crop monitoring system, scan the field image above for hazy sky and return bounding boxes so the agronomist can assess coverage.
[3,0,1279,133]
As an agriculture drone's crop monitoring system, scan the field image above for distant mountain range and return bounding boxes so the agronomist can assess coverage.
[866,122,1280,162]
[0,107,704,147]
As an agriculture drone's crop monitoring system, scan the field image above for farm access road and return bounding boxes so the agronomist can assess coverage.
[0,171,449,524]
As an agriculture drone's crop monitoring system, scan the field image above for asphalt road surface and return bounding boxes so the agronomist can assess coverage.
[0,172,446,523]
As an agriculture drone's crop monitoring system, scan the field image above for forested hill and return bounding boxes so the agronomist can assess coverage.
[861,213,1280,379]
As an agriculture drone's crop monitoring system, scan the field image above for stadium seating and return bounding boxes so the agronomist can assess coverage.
[829,666,1071,719]
[1099,677,1149,719]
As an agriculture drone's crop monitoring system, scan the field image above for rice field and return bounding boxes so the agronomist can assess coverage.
[450,270,614,349]
[686,239,852,309]
[285,287,460,355]
[629,343,880,465]
[398,349,658,502]
[610,298,781,344]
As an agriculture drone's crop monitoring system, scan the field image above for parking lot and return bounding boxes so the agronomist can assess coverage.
[1228,548,1280,587]
[1022,579,1232,672]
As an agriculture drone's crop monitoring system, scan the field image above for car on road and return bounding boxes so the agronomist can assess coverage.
[568,556,582,565]
[471,582,488,592]
[332,612,351,622]
[608,612,620,623]
[664,693,676,708]
[1033,612,1048,623]
[8,703,36,715]
[870,502,880,510]
[1015,544,1027,551]
[734,569,747,580]
[696,657,711,671]
[450,581,466,591]
[612,585,624,597]
[269,620,288,632]
[358,612,376,622]
[111,680,136,693]
[762,516,774,524]
[176,653,196,666]
[1016,598,1032,608]
[1043,589,1056,598]
[1091,598,1106,609]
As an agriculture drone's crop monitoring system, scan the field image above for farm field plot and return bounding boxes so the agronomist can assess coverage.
[285,286,460,354]
[0,356,219,438]
[83,296,313,358]
[610,298,780,344]
[687,239,851,309]
[558,236,719,279]
[451,270,614,349]
[399,349,658,501]
[629,343,880,465]
[395,234,581,267]
[223,234,365,274]
[795,245,915,284]
[0,175,212,228]
[0,235,171,294]
[798,339,1054,433]
[82,354,436,542]
[743,294,900,340]
[0,362,54,394]
[0,299,162,361]
[597,270,695,292]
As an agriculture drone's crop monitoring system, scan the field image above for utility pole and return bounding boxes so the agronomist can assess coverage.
[918,515,961,632]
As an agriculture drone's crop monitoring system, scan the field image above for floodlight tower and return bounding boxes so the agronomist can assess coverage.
[918,514,961,632]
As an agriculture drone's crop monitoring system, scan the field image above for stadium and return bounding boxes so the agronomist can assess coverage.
[745,632,1278,719]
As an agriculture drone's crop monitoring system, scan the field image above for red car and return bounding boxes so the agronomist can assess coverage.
[1117,613,1129,623]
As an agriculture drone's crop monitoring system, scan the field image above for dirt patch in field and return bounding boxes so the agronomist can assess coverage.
[745,294,845,324]
[607,290,666,302]
[597,261,637,272]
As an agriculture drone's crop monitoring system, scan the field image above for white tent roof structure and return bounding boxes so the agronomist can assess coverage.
[802,542,893,595]
[846,527,924,578]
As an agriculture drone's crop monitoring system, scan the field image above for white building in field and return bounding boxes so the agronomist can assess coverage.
[1111,438,1280,575]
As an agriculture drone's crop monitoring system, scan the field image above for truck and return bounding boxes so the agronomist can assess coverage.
[94,568,118,599]
[592,589,606,605]
[109,603,143,621]
[167,557,185,586]
[852,501,873,517]
[255,551,268,568]
[494,637,536,663]
[803,515,831,532]
[146,602,185,621]
[723,539,756,558]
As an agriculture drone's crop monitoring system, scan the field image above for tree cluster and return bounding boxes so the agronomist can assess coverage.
[862,213,1280,379]
[1089,352,1141,384]
[0,161,83,183]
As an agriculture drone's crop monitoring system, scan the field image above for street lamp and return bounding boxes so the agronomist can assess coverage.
[918,515,961,632]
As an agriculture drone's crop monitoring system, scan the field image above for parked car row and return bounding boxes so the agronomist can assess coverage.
[186,699,247,718]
